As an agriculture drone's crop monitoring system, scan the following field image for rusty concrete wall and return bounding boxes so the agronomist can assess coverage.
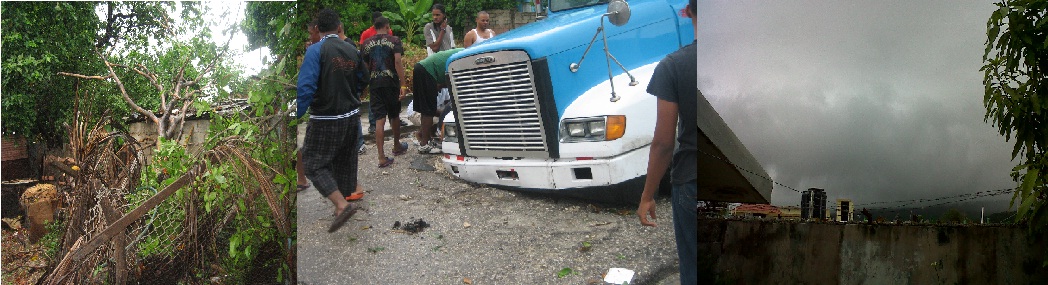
[700,219,1048,284]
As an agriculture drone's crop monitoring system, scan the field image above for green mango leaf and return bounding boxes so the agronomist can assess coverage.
[273,174,289,185]
[1021,169,1039,195]
[280,21,292,37]
[229,234,240,257]
[1018,189,1036,219]
[556,267,574,278]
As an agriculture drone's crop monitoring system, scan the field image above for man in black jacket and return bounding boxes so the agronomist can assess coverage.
[296,9,369,233]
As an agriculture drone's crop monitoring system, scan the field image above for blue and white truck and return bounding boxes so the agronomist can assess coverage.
[439,0,692,201]
[440,0,770,204]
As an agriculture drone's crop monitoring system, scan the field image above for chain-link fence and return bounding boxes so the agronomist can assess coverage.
[41,106,294,284]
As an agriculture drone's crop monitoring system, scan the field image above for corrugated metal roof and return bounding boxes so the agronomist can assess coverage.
[735,204,782,215]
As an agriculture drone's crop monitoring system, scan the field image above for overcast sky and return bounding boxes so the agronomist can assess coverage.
[695,1,1019,209]
[96,2,268,75]
[204,1,269,76]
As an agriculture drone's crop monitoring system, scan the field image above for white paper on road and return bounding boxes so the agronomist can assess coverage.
[603,268,635,284]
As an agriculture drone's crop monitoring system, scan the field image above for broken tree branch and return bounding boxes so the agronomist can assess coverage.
[95,52,159,125]
[129,64,166,108]
[56,72,113,81]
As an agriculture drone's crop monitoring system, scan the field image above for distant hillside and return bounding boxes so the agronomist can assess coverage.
[861,199,1016,223]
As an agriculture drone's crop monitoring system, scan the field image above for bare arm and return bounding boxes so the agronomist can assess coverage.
[395,52,407,100]
[464,30,476,48]
[638,98,678,227]
[427,22,448,51]
[427,32,444,51]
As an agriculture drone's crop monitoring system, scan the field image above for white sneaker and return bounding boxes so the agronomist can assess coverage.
[417,143,434,154]
[417,140,443,154]
[426,140,442,154]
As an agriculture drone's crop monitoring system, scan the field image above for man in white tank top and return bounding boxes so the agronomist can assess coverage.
[464,11,496,48]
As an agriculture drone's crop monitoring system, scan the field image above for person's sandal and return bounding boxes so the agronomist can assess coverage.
[378,157,394,168]
[392,142,409,156]
[328,204,358,233]
[296,183,311,192]
[345,191,365,201]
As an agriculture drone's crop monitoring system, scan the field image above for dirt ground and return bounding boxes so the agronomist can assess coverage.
[295,117,683,284]
[1,225,51,284]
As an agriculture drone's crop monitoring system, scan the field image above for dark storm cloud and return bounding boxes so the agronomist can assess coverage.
[696,1,1018,208]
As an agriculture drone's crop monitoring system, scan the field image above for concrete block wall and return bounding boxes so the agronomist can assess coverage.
[487,10,541,36]
[128,119,210,162]
[700,219,1048,284]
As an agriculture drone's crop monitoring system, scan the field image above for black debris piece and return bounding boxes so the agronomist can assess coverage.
[392,217,429,234]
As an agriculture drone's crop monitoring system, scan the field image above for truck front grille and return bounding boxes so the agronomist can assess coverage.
[449,51,548,158]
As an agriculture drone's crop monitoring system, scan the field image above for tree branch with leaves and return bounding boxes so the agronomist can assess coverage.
[982,0,1047,266]
[56,2,235,143]
[58,45,226,142]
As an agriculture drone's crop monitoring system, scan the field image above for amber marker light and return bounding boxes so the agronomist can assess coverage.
[605,115,626,140]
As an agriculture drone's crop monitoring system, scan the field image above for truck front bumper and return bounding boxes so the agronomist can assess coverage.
[440,145,649,190]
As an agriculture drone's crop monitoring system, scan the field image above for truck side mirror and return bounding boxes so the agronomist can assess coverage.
[568,0,638,102]
[606,0,631,26]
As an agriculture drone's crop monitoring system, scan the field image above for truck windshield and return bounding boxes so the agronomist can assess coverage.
[549,0,611,12]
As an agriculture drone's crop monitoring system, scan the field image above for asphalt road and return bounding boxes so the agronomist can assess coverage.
[295,120,683,285]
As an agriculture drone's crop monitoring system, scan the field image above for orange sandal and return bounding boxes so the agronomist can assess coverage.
[345,191,365,201]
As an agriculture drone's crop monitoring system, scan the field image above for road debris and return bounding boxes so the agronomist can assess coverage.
[579,241,593,252]
[556,267,577,278]
[410,157,436,171]
[591,221,612,227]
[392,218,430,234]
[603,268,634,284]
[588,204,603,213]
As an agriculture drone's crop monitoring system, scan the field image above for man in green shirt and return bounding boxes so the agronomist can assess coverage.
[410,47,464,154]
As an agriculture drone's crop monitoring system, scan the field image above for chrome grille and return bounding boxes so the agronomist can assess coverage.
[449,50,547,157]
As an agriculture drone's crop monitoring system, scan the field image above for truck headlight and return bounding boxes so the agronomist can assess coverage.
[588,121,606,136]
[560,115,625,142]
[567,122,587,137]
[443,122,458,141]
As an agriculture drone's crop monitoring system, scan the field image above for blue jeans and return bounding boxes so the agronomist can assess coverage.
[672,181,697,285]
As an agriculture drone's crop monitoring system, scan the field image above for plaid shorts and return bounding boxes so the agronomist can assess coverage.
[302,115,360,198]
